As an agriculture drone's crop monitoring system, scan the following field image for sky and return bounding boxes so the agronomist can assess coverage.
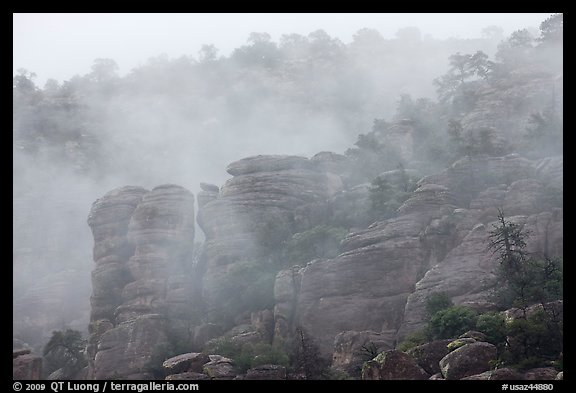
[13,13,554,86]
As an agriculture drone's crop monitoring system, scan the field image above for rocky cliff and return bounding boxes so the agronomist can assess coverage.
[86,185,197,379]
[271,154,562,356]
[81,63,562,378]
[83,148,562,379]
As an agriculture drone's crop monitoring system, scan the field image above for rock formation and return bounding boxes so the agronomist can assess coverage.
[84,149,562,379]
[197,155,343,324]
[86,185,196,379]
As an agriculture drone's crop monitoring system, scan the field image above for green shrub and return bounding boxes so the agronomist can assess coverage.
[42,329,87,378]
[425,292,454,316]
[504,309,562,367]
[249,343,290,368]
[397,330,430,352]
[476,312,507,345]
[369,174,416,220]
[206,338,289,373]
[429,306,478,339]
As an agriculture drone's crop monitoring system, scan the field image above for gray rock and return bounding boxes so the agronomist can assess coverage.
[162,353,210,374]
[459,331,487,341]
[93,315,168,380]
[166,372,210,380]
[226,155,315,176]
[13,349,31,358]
[439,342,497,380]
[245,365,287,380]
[87,185,196,379]
[296,206,452,356]
[332,330,392,378]
[200,183,219,193]
[203,356,237,380]
[362,350,429,380]
[447,338,478,351]
[407,339,453,375]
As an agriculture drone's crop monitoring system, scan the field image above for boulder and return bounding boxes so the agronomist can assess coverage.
[332,330,392,378]
[459,331,487,341]
[166,372,210,380]
[407,339,453,375]
[447,338,478,351]
[200,183,219,193]
[244,365,287,380]
[162,353,210,374]
[362,350,429,380]
[439,342,497,380]
[203,355,237,380]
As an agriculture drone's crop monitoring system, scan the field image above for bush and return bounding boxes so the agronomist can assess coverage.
[425,292,453,316]
[476,312,507,345]
[429,306,478,339]
[206,338,289,373]
[42,329,87,379]
[368,170,417,220]
[504,309,562,367]
[397,330,430,352]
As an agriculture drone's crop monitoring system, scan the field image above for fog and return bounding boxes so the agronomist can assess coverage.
[12,13,561,353]
[14,13,551,85]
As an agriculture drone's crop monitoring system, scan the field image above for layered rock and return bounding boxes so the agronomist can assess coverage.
[87,185,196,379]
[460,68,561,145]
[270,153,563,360]
[293,183,457,356]
[399,207,563,341]
[197,155,343,323]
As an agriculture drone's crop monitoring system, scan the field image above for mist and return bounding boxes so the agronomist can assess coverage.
[13,13,562,376]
